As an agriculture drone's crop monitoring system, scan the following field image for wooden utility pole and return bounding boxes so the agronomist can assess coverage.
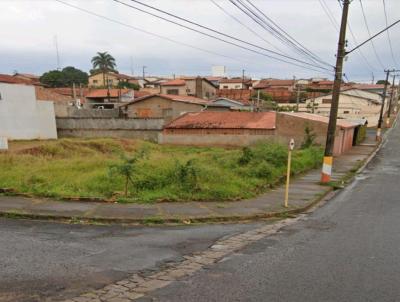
[321,0,350,183]
[377,70,392,140]
[386,74,397,125]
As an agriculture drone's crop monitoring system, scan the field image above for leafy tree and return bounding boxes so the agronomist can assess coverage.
[39,66,88,87]
[91,51,117,87]
[117,81,140,90]
[376,80,390,85]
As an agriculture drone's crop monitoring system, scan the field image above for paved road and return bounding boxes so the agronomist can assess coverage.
[0,219,260,302]
[141,124,400,301]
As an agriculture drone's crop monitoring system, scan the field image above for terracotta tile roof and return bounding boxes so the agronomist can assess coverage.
[160,79,186,86]
[219,78,251,84]
[165,112,276,129]
[14,73,40,80]
[348,83,385,90]
[122,93,211,107]
[0,74,32,84]
[280,112,356,129]
[158,94,210,104]
[206,76,225,81]
[35,87,73,102]
[86,89,150,99]
[115,73,137,80]
[254,79,295,89]
[49,87,91,97]
[217,89,252,104]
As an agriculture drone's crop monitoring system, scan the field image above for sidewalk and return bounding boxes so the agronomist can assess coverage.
[0,139,378,224]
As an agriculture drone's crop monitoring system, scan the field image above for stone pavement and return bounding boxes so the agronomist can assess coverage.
[0,143,377,224]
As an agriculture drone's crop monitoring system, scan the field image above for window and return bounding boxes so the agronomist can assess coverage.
[343,110,350,114]
[322,99,332,104]
[167,89,179,95]
[93,80,98,84]
[223,85,228,89]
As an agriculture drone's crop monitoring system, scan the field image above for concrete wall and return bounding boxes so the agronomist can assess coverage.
[160,133,275,146]
[56,117,164,141]
[0,83,57,140]
[125,96,204,121]
[66,107,120,118]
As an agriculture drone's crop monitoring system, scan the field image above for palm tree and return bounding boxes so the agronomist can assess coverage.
[91,52,117,87]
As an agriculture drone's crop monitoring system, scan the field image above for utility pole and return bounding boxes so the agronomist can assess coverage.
[130,56,134,76]
[377,69,393,140]
[371,72,375,85]
[142,66,147,80]
[386,74,397,126]
[321,0,350,183]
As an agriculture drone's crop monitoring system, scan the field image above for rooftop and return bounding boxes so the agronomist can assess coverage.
[160,79,186,86]
[280,112,356,129]
[165,111,277,130]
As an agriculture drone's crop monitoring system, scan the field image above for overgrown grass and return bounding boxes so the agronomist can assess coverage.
[0,138,323,203]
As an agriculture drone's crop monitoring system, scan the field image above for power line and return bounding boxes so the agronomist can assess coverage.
[209,0,289,55]
[52,0,253,65]
[54,0,332,75]
[114,0,333,72]
[382,0,399,68]
[237,0,332,68]
[318,0,339,32]
[359,0,386,69]
[346,18,400,56]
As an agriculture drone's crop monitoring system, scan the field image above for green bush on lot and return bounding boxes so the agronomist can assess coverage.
[0,138,323,203]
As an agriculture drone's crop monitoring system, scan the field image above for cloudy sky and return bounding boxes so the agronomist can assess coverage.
[1,0,399,81]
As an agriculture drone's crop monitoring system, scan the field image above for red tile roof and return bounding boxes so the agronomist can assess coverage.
[0,74,32,84]
[166,112,276,130]
[217,89,252,104]
[280,112,356,129]
[49,87,91,97]
[121,93,209,107]
[86,89,149,99]
[219,78,251,84]
[254,79,295,89]
[35,87,73,102]
[160,79,186,86]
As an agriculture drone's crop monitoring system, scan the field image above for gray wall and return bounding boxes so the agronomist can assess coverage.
[56,117,164,142]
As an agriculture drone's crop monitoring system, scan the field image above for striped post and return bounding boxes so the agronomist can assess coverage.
[321,156,333,183]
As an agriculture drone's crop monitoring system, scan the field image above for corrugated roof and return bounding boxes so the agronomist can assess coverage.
[280,112,356,129]
[165,112,276,129]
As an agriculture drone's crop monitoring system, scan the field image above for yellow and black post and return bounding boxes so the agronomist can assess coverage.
[284,139,295,208]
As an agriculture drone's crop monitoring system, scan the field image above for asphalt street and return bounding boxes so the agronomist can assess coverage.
[0,219,260,302]
[141,124,400,302]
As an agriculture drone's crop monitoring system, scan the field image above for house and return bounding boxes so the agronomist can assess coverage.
[160,77,217,99]
[119,94,229,121]
[0,83,57,140]
[205,76,226,87]
[35,86,75,117]
[218,78,252,90]
[161,111,357,155]
[253,79,296,103]
[300,88,388,127]
[13,73,41,85]
[161,111,277,146]
[217,89,252,104]
[211,97,252,111]
[85,89,149,109]
[88,71,139,88]
[347,83,386,94]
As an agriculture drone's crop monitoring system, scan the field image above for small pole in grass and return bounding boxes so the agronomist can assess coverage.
[284,139,295,208]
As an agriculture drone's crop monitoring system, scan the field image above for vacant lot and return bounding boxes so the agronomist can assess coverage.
[0,138,323,203]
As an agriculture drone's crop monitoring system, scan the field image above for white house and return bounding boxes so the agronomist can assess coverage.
[0,83,57,140]
[299,88,388,127]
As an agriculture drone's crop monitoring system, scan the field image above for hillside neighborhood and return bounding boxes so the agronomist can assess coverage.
[1,0,400,301]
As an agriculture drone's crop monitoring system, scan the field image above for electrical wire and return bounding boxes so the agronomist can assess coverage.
[382,0,399,67]
[53,0,333,75]
[319,0,339,32]
[359,0,386,69]
[114,0,333,72]
[238,0,333,68]
[209,0,289,55]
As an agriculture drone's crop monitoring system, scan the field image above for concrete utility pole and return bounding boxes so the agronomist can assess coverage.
[377,69,394,140]
[321,0,350,183]
[142,66,147,80]
[386,74,397,125]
